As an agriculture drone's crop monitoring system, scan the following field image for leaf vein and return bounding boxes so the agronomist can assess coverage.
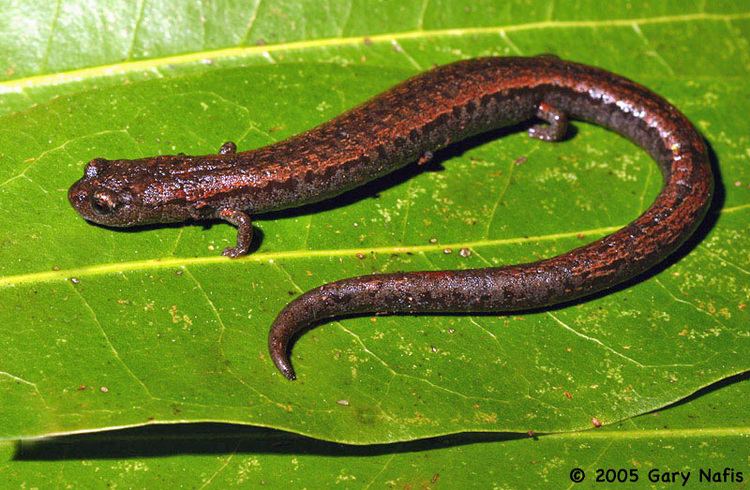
[126,0,146,61]
[484,153,517,239]
[67,282,156,399]
[184,267,292,410]
[240,0,262,46]
[40,0,62,73]
[6,11,749,93]
[547,311,682,369]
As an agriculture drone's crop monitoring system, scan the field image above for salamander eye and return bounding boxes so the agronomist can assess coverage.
[91,190,119,215]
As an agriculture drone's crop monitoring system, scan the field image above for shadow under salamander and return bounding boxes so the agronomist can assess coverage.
[14,371,747,461]
[257,120,557,221]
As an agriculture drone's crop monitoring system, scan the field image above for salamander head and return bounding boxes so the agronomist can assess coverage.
[68,158,139,226]
[68,157,181,227]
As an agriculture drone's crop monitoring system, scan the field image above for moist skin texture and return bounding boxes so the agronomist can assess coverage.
[68,56,713,380]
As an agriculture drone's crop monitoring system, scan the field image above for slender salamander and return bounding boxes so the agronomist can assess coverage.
[69,56,713,380]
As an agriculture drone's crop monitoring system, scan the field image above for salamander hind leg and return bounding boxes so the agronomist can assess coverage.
[219,209,253,257]
[528,102,568,142]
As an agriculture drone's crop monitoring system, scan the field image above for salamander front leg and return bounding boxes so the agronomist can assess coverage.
[528,102,568,142]
[219,209,253,257]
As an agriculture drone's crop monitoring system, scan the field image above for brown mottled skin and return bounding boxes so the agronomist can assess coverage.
[68,56,713,380]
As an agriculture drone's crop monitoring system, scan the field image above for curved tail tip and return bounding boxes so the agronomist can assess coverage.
[273,356,297,381]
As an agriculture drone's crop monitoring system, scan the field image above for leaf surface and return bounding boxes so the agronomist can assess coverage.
[0,2,748,444]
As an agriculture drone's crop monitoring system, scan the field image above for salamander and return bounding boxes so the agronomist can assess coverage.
[68,56,713,380]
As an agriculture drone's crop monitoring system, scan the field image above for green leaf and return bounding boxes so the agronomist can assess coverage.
[1,374,747,487]
[0,2,748,444]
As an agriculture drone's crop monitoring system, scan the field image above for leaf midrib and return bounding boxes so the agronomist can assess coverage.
[1,202,747,287]
[1,225,621,287]
[1,11,748,94]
